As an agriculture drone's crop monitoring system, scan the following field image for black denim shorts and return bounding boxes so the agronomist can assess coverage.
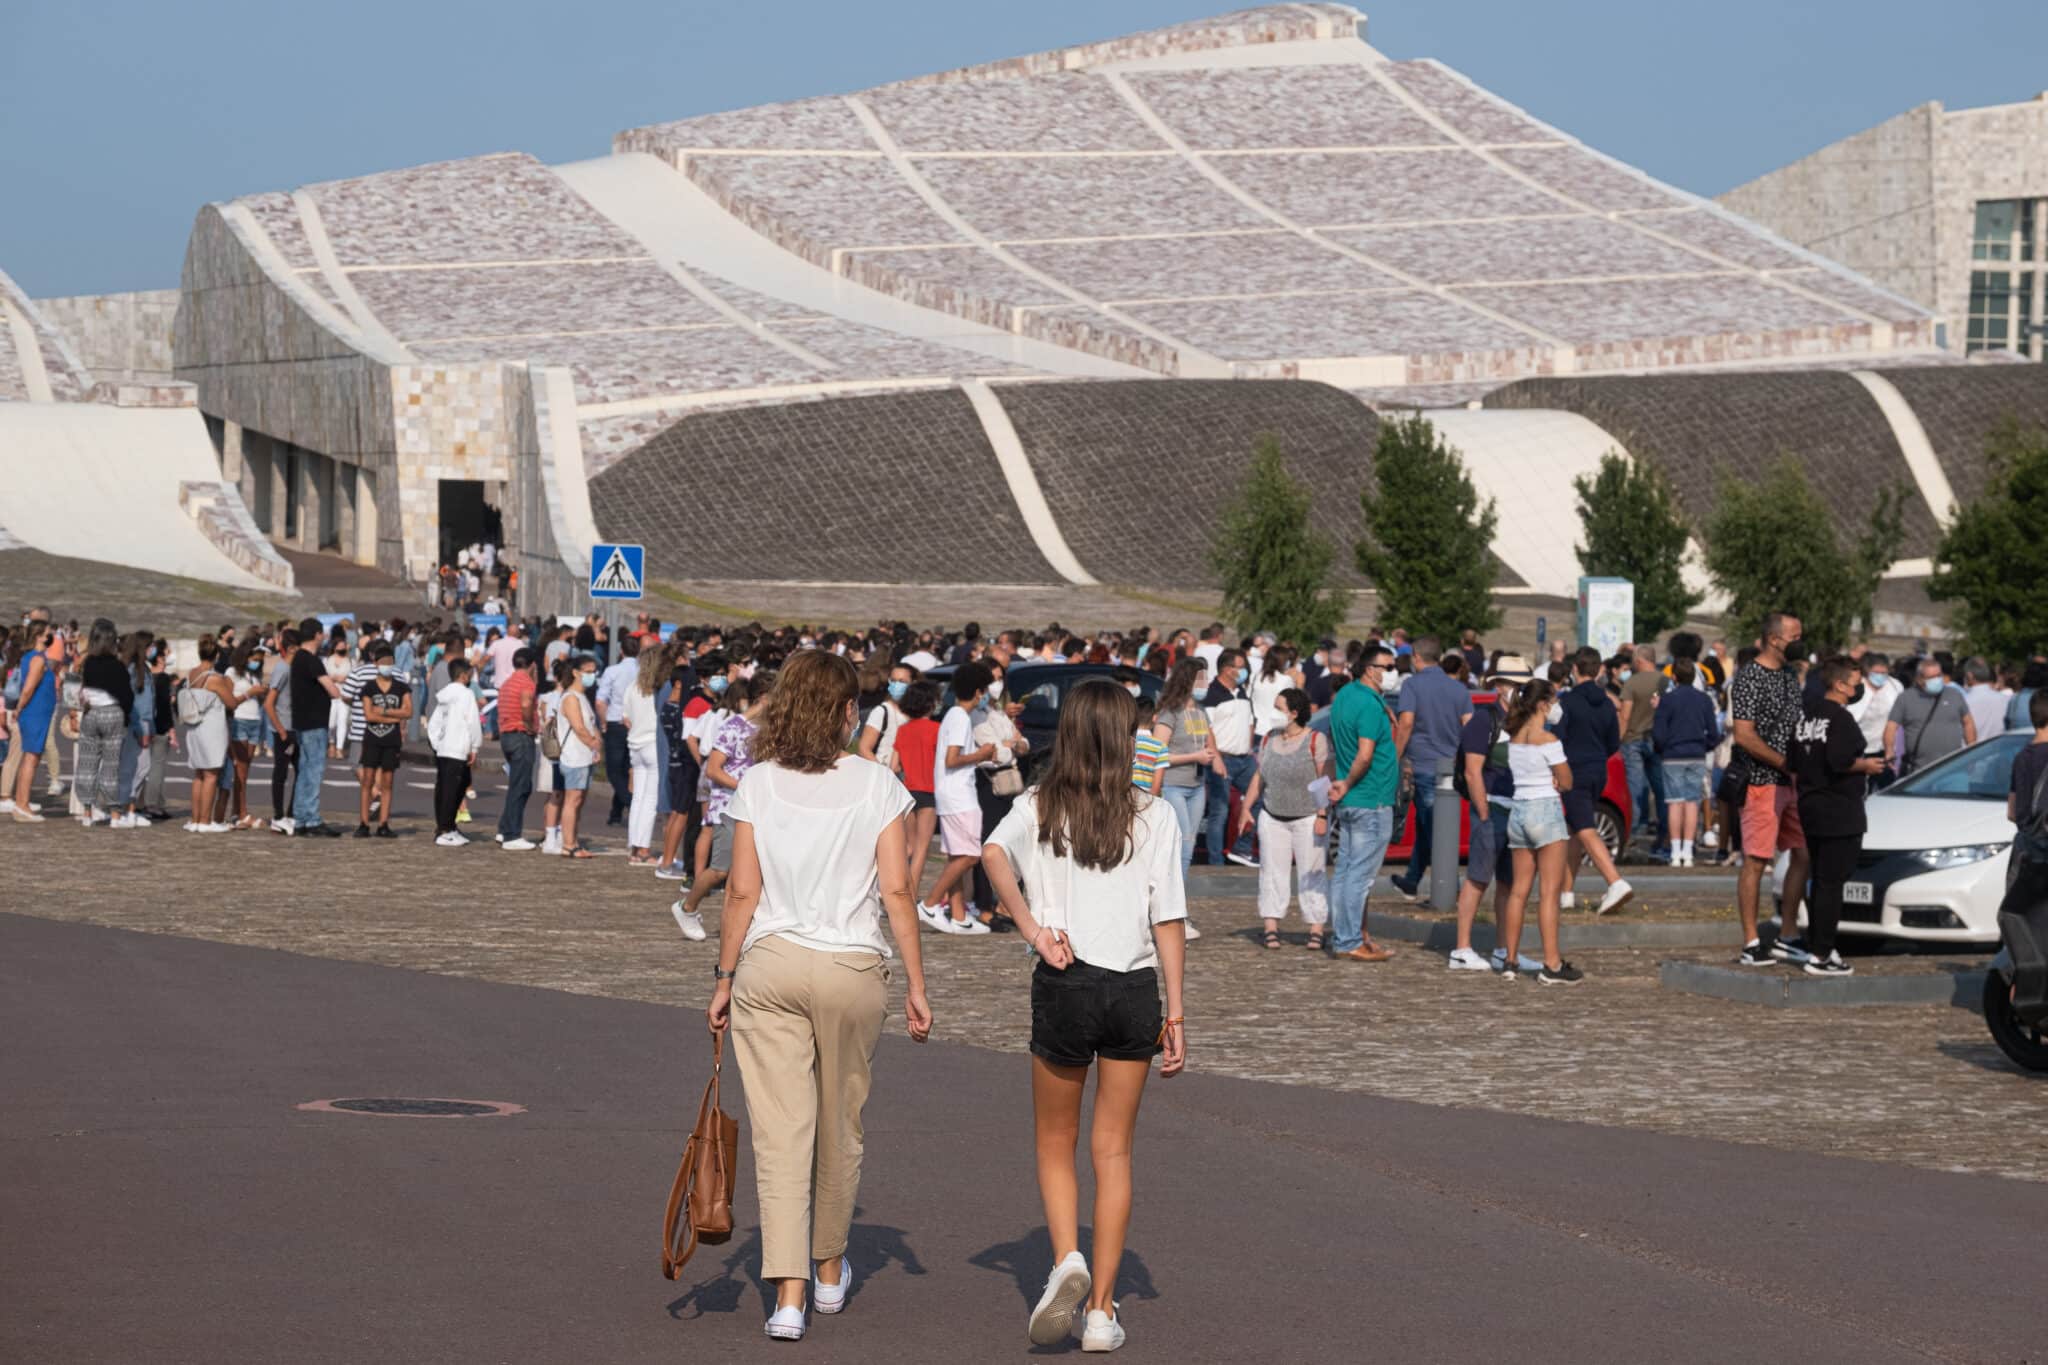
[1030,959,1163,1068]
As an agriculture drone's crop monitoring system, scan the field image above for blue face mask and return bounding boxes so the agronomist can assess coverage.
[1619,669,1633,683]
[1923,676,1945,695]
[887,679,908,701]
[708,676,730,695]
[377,665,394,679]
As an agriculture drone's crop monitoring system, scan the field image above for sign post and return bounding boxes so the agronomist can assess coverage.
[1576,577,1634,659]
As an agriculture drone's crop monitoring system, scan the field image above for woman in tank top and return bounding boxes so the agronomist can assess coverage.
[1240,687,1331,950]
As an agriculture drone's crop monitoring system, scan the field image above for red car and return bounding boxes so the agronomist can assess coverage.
[1225,691,1634,863]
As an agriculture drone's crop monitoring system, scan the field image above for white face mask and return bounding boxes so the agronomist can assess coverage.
[1547,702,1565,726]
[1126,683,1141,698]
[1313,651,1327,667]
[987,681,1004,701]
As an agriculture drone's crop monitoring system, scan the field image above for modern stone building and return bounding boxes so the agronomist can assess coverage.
[1720,93,2048,361]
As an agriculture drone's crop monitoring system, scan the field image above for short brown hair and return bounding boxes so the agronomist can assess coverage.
[752,650,857,773]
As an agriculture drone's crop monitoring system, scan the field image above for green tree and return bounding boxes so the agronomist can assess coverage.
[1928,417,2048,659]
[1702,456,1903,650]
[1571,449,1702,638]
[1208,434,1346,645]
[1355,414,1500,640]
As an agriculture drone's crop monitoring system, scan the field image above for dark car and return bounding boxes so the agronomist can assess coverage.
[919,661,1162,784]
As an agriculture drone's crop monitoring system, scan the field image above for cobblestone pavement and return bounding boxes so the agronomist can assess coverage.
[9,818,2043,1182]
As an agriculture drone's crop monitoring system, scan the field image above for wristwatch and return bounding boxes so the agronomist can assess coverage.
[713,966,736,981]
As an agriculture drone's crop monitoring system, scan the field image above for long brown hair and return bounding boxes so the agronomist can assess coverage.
[752,649,856,773]
[1505,678,1556,739]
[1033,678,1142,872]
[1157,657,1203,714]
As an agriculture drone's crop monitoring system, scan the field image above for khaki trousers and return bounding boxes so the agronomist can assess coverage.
[730,934,887,1281]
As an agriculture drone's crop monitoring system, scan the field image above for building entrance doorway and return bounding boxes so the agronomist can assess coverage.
[437,480,503,569]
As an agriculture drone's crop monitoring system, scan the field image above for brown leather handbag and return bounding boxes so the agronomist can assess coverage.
[662,1032,741,1278]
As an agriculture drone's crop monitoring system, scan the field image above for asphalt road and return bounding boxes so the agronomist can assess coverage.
[2,912,2036,1364]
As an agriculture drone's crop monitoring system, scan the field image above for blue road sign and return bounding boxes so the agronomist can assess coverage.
[1535,615,1547,648]
[589,543,645,600]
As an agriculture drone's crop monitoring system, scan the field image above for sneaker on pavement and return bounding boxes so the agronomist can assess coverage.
[1736,940,1777,967]
[655,863,688,881]
[1558,891,1577,910]
[1490,947,1544,973]
[1081,1307,1126,1353]
[1804,950,1853,977]
[1771,935,1813,964]
[1537,960,1586,985]
[671,902,708,941]
[1596,880,1634,915]
[502,838,537,851]
[0,799,13,814]
[951,915,992,936]
[1447,947,1493,972]
[811,1255,852,1315]
[1224,851,1258,868]
[763,1305,805,1341]
[355,823,373,839]
[11,808,46,824]
[1028,1251,1091,1346]
[271,817,296,836]
[434,831,468,847]
[375,824,397,839]
[917,902,953,933]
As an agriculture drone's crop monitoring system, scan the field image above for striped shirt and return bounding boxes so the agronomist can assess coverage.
[338,663,383,743]
[1132,729,1169,789]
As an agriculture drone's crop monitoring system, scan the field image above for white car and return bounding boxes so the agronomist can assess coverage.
[1777,733,2027,946]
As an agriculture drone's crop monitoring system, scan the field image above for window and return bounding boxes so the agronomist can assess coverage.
[1968,270,2012,351]
[1973,200,2017,261]
[2025,200,2038,263]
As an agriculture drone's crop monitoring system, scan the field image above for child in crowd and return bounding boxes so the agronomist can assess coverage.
[981,678,1187,1353]
[427,658,482,846]
[919,662,998,934]
[894,681,942,900]
[673,676,766,940]
[1131,696,1166,794]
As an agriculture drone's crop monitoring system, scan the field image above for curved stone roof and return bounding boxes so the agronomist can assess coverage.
[1484,371,1942,559]
[1873,365,2048,508]
[0,267,92,403]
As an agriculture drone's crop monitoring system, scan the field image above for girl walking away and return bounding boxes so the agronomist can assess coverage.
[1239,688,1331,950]
[1498,680,1584,985]
[919,661,999,933]
[706,650,933,1344]
[982,678,1188,1353]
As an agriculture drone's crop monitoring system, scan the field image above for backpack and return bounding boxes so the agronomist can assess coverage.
[176,676,218,728]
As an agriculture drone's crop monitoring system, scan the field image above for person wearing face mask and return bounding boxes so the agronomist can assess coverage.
[553,657,603,857]
[595,633,643,829]
[1729,613,1812,965]
[1651,658,1720,867]
[1850,652,1902,789]
[352,641,411,837]
[857,663,918,776]
[1555,647,1634,916]
[224,641,269,830]
[1240,688,1331,951]
[1498,679,1583,983]
[1201,650,1259,868]
[1786,657,1887,976]
[1882,658,1975,782]
[970,660,1031,922]
[1325,643,1399,962]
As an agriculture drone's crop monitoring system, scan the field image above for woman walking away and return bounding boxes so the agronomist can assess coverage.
[706,650,934,1343]
[1499,680,1584,985]
[625,647,672,864]
[553,655,602,857]
[75,619,134,826]
[180,636,237,833]
[982,678,1187,1353]
[1240,687,1331,950]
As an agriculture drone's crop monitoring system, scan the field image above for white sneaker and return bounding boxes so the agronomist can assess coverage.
[502,838,537,851]
[1029,1251,1091,1345]
[0,799,13,814]
[1558,891,1576,910]
[1597,879,1634,915]
[434,832,468,847]
[1699,829,1720,850]
[11,808,45,823]
[671,902,708,941]
[1447,946,1492,971]
[951,915,992,935]
[811,1256,851,1315]
[271,817,296,836]
[763,1305,805,1341]
[543,833,562,854]
[917,902,952,933]
[493,833,504,843]
[1491,947,1543,973]
[1183,921,1203,941]
[1081,1307,1126,1353]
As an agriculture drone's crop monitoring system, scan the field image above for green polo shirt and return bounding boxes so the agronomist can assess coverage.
[1330,680,1396,810]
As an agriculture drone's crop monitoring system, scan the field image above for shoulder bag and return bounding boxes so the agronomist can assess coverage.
[662,1032,741,1279]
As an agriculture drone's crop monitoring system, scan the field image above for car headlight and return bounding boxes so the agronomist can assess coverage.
[1907,843,2010,871]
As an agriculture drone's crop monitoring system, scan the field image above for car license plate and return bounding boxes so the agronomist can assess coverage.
[1843,882,1873,906]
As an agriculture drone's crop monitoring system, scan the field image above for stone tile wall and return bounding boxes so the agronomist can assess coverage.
[1877,364,2048,507]
[415,327,817,406]
[1122,289,1531,361]
[33,290,181,385]
[348,261,721,343]
[1462,275,1862,344]
[1493,145,1694,213]
[1007,230,1398,300]
[866,73,1163,152]
[1627,208,1814,272]
[887,5,1357,87]
[1218,150,1565,225]
[1382,60,1555,143]
[0,267,92,402]
[1327,216,1713,283]
[308,153,641,267]
[917,154,1267,240]
[177,480,295,588]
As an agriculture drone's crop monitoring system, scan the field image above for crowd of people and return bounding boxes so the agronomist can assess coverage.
[2,602,2040,981]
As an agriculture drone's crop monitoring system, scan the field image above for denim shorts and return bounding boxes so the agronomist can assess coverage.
[232,718,263,744]
[1507,795,1568,850]
[1030,958,1163,1068]
[1660,759,1708,804]
[1465,799,1514,885]
[558,763,591,791]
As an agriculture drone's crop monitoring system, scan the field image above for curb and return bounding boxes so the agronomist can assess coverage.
[1367,911,1738,953]
[1658,960,1986,1008]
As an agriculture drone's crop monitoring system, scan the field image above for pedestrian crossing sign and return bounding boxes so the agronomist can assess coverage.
[589,543,644,600]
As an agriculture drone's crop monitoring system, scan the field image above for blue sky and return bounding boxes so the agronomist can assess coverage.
[3,0,2041,296]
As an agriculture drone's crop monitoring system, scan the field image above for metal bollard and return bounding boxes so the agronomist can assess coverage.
[1430,772,1460,910]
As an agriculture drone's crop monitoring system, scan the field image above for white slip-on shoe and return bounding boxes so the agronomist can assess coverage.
[1597,879,1634,915]
[671,902,708,942]
[1446,946,1492,971]
[812,1256,852,1315]
[764,1305,806,1341]
[1028,1251,1091,1345]
[1081,1306,1126,1353]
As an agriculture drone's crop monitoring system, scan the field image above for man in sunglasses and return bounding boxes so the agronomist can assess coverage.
[1325,643,1400,963]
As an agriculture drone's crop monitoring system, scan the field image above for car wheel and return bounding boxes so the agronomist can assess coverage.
[1983,969,2048,1073]
[1594,803,1624,863]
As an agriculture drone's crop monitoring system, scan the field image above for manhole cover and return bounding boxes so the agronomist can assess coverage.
[297,1097,525,1118]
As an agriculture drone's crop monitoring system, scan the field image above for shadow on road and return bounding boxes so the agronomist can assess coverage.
[969,1225,1158,1311]
[664,1210,925,1320]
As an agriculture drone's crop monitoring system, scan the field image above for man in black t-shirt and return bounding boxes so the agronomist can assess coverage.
[352,640,411,838]
[288,616,342,835]
[1788,658,1885,976]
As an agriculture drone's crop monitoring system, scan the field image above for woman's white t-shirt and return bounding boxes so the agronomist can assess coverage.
[623,684,659,751]
[1249,671,1292,737]
[556,689,597,768]
[728,756,914,958]
[1509,736,1567,801]
[864,700,907,767]
[985,791,1188,974]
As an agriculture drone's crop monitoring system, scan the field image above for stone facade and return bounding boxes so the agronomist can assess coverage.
[1875,364,2048,507]
[0,267,93,402]
[1720,94,2048,355]
[34,290,181,386]
[176,480,295,588]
